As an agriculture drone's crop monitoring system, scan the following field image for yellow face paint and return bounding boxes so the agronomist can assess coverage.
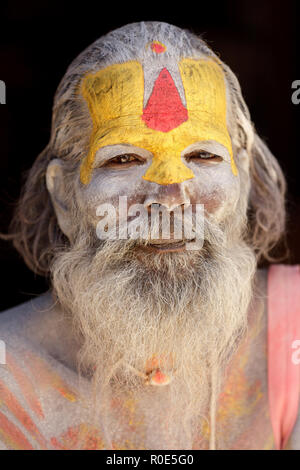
[80,58,236,185]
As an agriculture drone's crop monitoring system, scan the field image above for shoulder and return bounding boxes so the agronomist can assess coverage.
[0,295,88,450]
[0,293,54,341]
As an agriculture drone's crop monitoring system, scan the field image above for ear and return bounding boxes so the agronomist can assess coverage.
[46,159,73,239]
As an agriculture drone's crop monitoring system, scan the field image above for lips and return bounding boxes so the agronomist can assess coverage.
[142,239,188,253]
[149,240,185,249]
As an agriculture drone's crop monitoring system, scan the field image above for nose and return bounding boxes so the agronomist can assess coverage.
[143,183,190,212]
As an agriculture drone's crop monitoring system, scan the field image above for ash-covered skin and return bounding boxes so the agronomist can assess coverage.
[74,139,241,242]
[70,50,242,242]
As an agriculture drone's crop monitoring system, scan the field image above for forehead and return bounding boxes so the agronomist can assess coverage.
[79,56,236,184]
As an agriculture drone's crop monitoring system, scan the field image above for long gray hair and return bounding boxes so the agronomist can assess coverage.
[6,21,286,275]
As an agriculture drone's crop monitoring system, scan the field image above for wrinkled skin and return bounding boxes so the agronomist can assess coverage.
[48,140,240,247]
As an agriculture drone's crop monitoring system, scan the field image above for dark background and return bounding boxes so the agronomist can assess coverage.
[0,0,300,312]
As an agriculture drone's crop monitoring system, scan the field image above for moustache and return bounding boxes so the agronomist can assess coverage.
[95,203,207,251]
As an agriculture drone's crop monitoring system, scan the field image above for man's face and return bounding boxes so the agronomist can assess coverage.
[74,58,241,250]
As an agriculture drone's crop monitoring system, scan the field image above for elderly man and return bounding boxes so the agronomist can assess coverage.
[0,21,299,451]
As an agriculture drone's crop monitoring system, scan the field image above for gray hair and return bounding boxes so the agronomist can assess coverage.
[6,21,286,275]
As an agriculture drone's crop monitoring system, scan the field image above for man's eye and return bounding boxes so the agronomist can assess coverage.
[105,154,144,167]
[185,151,223,163]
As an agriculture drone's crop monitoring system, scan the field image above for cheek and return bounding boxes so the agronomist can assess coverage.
[187,170,241,220]
[74,171,146,225]
[199,193,223,214]
[208,183,241,222]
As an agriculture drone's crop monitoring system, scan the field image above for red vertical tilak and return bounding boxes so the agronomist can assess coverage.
[141,68,188,132]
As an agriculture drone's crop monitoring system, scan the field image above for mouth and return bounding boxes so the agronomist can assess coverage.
[141,239,188,253]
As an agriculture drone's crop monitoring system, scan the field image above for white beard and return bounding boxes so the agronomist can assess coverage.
[51,213,256,449]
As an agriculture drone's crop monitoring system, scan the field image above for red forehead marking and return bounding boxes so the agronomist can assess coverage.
[150,41,166,54]
[141,68,188,132]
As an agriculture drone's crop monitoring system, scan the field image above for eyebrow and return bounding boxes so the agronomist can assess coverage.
[92,140,231,169]
[93,144,152,168]
[93,145,134,167]
[93,150,110,168]
[182,141,231,161]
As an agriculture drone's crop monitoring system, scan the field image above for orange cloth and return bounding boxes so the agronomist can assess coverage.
[268,265,300,449]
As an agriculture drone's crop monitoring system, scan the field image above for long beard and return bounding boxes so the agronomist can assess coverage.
[50,213,256,449]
